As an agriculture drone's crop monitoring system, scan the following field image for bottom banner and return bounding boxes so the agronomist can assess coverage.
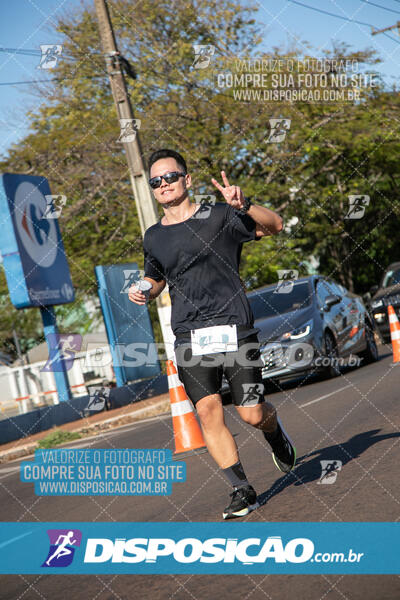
[0,522,398,574]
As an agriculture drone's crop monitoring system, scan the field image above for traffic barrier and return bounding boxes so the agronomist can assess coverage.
[166,360,207,457]
[387,304,400,363]
[15,382,87,402]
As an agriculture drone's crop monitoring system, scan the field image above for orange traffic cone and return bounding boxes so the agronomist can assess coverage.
[166,360,207,457]
[388,305,400,363]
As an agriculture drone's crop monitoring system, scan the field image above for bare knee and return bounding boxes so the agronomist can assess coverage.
[240,406,265,427]
[239,404,276,429]
[196,395,223,430]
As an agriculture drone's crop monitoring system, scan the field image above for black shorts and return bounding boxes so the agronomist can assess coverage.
[174,333,265,406]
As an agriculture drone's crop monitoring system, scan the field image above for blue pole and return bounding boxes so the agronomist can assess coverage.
[40,305,72,402]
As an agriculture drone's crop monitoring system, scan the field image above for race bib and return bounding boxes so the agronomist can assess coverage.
[191,324,238,355]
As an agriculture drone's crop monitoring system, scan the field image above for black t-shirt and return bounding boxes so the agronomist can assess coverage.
[143,202,261,339]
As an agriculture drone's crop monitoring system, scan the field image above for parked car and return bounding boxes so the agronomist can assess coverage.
[368,262,400,343]
[222,275,378,394]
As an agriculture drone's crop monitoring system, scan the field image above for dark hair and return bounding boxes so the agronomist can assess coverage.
[148,149,187,176]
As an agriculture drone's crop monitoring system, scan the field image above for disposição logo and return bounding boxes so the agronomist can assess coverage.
[42,529,82,567]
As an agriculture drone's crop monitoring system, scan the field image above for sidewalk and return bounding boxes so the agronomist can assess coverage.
[0,393,171,463]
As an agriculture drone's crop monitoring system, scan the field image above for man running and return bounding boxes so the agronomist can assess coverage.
[45,531,77,566]
[129,148,296,519]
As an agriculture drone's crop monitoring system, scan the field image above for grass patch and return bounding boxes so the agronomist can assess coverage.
[37,429,81,449]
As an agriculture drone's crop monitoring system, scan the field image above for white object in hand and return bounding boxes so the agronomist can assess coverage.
[135,279,152,300]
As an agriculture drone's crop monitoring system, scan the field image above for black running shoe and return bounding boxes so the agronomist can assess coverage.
[222,485,259,520]
[270,418,296,473]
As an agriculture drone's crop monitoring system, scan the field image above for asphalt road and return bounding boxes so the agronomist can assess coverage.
[1,346,399,599]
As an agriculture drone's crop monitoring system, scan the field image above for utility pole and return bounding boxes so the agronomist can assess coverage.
[371,22,400,36]
[94,0,175,360]
[93,0,157,232]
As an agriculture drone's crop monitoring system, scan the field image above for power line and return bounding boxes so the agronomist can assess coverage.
[287,0,400,43]
[288,0,375,27]
[0,47,96,61]
[0,75,104,86]
[0,46,136,79]
[0,48,41,56]
[358,0,400,15]
[0,80,52,86]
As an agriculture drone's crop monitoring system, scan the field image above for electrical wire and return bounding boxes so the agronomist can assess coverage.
[288,0,373,27]
[0,80,52,86]
[0,47,88,61]
[0,48,41,56]
[287,0,400,44]
[0,75,104,86]
[358,0,400,15]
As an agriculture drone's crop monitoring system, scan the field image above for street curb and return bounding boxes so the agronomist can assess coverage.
[0,399,171,464]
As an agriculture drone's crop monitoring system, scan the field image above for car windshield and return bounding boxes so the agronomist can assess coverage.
[381,268,400,288]
[248,281,312,320]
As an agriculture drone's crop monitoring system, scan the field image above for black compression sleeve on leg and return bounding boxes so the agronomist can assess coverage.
[222,460,249,488]
[263,426,279,444]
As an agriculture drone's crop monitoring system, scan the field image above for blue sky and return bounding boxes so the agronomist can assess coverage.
[1,0,400,158]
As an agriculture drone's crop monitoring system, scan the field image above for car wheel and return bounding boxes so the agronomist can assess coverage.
[359,324,379,365]
[322,331,340,378]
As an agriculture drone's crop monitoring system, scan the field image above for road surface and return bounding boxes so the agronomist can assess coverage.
[1,347,399,599]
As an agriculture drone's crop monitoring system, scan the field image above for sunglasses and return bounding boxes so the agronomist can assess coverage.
[148,171,186,189]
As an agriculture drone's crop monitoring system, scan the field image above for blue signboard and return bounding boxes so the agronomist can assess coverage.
[0,173,74,308]
[95,263,161,385]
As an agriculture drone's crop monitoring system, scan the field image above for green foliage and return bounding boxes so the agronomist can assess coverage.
[0,285,42,358]
[37,429,81,449]
[0,268,97,358]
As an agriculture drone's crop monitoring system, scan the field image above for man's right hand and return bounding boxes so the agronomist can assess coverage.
[128,285,148,305]
[128,277,166,304]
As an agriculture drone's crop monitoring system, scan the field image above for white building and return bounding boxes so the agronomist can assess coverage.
[0,333,114,419]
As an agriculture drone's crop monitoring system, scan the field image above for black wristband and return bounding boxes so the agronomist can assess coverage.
[239,197,252,214]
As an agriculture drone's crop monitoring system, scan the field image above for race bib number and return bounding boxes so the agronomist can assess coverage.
[191,324,238,355]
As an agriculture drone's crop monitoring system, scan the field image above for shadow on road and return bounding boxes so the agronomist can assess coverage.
[257,428,400,506]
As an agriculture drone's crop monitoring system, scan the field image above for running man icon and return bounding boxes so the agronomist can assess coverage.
[42,529,82,567]
[41,334,82,373]
[46,531,76,565]
[241,383,265,406]
[318,460,342,484]
[37,45,63,69]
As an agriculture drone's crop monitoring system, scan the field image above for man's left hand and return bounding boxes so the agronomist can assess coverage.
[211,171,245,210]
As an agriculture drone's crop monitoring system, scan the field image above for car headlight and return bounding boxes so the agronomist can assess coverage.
[371,299,383,309]
[280,320,313,341]
[374,312,385,321]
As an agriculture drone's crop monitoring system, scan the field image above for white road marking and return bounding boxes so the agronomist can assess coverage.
[0,466,20,478]
[299,384,352,408]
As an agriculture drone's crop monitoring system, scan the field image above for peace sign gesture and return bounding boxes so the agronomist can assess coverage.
[211,171,245,210]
